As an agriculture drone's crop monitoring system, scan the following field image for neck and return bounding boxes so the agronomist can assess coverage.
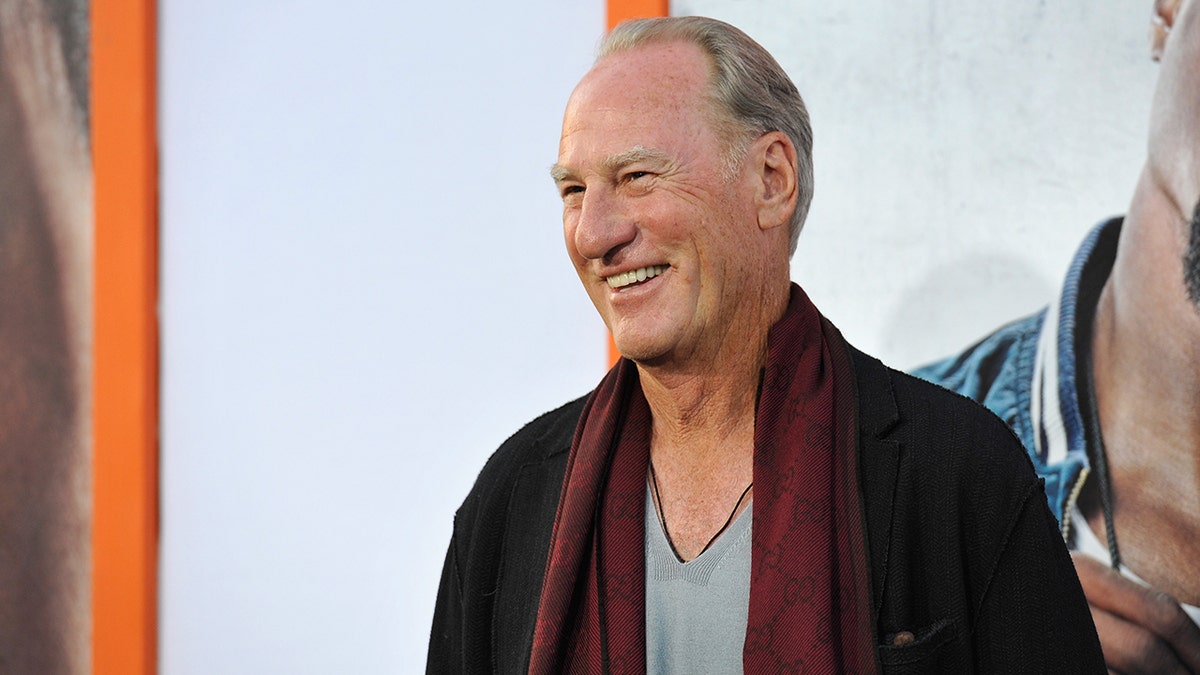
[1094,168,1200,471]
[1088,169,1200,603]
[1090,168,1200,583]
[635,279,788,561]
[636,279,789,465]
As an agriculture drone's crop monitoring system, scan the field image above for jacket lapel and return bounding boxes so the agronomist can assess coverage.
[848,347,902,619]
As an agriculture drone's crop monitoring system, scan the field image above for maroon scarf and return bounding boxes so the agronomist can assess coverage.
[529,285,878,674]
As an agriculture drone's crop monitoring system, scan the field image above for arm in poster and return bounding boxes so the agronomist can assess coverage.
[0,0,92,671]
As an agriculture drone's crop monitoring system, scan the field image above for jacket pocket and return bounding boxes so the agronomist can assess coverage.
[877,617,958,673]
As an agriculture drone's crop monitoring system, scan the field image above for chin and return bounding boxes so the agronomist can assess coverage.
[611,340,664,364]
[610,327,678,364]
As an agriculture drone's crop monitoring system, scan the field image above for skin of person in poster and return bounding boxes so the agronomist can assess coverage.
[915,0,1200,671]
[0,0,92,671]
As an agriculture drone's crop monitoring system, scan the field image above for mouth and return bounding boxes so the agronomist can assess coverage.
[605,264,668,290]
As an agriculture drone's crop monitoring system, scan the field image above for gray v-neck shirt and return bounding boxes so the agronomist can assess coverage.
[644,486,752,675]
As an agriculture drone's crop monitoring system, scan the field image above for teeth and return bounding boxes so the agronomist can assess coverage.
[606,265,667,289]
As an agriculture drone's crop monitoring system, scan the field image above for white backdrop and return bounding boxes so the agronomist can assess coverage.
[160,1,1157,672]
[159,2,604,672]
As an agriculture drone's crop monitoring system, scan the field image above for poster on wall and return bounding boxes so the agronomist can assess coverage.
[0,0,92,671]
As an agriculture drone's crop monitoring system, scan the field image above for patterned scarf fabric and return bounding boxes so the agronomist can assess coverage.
[529,284,878,674]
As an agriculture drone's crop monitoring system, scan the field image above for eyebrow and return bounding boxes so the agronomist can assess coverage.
[549,145,672,183]
[549,164,573,183]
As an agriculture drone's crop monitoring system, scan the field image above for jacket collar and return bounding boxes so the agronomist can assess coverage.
[1029,217,1121,530]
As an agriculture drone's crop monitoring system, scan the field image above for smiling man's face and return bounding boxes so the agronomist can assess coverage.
[553,41,771,366]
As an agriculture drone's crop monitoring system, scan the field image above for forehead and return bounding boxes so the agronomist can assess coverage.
[577,41,712,109]
[558,42,720,163]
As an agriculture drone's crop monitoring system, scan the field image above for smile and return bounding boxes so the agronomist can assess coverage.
[606,265,668,289]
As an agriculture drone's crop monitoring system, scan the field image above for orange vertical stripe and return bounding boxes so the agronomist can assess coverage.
[607,0,669,29]
[604,0,668,365]
[92,0,158,672]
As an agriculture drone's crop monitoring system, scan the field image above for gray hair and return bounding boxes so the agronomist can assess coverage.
[598,16,814,255]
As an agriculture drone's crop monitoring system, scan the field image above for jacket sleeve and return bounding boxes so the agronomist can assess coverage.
[426,535,464,675]
[970,480,1106,674]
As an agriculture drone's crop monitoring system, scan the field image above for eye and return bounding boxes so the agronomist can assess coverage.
[626,171,651,182]
[559,184,584,203]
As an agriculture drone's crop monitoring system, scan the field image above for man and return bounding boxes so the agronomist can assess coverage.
[0,0,92,672]
[914,1,1200,672]
[429,16,1103,673]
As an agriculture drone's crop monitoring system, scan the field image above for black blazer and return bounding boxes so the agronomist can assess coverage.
[427,347,1104,674]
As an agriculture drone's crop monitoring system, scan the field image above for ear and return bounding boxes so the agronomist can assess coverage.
[751,131,799,232]
[1151,0,1182,61]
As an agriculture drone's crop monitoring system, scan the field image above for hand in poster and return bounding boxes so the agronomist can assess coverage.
[1071,552,1200,674]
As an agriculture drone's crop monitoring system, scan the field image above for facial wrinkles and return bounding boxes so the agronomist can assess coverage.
[595,176,714,281]
[663,254,757,371]
[560,71,714,181]
[560,141,730,271]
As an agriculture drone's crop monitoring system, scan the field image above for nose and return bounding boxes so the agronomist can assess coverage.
[571,186,636,262]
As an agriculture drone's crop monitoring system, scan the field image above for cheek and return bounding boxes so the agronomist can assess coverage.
[1154,45,1200,181]
[641,196,706,245]
[562,212,581,258]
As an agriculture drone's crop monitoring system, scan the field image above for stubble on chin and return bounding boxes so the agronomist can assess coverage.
[1184,198,1200,309]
